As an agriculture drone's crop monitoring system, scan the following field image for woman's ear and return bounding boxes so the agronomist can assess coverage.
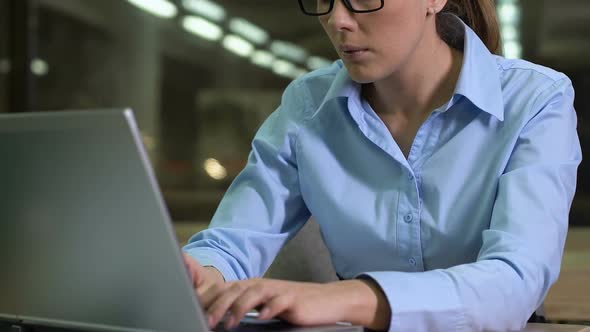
[427,0,448,14]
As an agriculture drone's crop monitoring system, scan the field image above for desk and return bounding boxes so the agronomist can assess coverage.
[545,229,590,321]
[523,323,590,332]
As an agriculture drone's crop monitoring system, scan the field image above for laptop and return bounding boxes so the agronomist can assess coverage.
[0,109,362,332]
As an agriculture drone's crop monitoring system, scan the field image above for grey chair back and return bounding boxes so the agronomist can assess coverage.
[265,218,338,283]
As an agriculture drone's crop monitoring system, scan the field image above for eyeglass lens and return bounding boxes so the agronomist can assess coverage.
[300,0,382,15]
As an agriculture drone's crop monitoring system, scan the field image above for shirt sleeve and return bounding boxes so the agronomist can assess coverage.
[360,78,582,332]
[183,80,311,281]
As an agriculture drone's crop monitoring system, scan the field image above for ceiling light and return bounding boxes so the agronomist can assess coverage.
[251,50,275,69]
[270,41,308,63]
[30,58,49,76]
[222,35,255,58]
[292,68,308,79]
[273,59,295,77]
[126,0,178,18]
[307,56,332,70]
[501,25,519,41]
[229,18,269,45]
[204,158,227,180]
[182,0,226,22]
[273,60,307,79]
[498,3,520,24]
[182,16,223,41]
[503,41,522,59]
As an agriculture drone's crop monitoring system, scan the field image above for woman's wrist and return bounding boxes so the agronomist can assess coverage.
[328,279,391,331]
[204,266,226,284]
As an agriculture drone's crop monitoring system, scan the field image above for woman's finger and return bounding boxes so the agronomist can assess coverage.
[182,253,205,287]
[198,280,226,310]
[227,282,273,328]
[258,293,292,321]
[206,282,247,328]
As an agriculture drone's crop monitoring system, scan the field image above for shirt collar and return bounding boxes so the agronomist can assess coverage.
[323,63,359,101]
[321,18,505,121]
[454,20,505,121]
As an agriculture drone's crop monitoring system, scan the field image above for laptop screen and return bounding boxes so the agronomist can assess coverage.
[0,110,207,332]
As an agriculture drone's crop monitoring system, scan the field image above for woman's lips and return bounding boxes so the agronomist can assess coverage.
[339,46,370,61]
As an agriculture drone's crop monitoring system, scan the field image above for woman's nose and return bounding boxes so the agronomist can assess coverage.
[326,0,357,32]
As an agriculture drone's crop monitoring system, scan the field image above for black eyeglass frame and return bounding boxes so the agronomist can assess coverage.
[297,0,385,16]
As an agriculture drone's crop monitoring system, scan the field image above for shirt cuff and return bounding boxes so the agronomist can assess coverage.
[183,247,240,282]
[357,270,467,332]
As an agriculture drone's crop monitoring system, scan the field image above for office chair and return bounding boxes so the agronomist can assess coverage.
[265,218,338,283]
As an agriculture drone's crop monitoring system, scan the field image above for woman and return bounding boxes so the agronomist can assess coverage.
[183,0,582,331]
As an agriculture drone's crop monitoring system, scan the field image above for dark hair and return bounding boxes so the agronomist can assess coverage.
[437,0,502,55]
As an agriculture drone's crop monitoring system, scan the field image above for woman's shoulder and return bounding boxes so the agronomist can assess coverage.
[494,55,571,90]
[272,61,347,123]
[285,60,348,107]
[492,56,575,123]
[296,60,344,86]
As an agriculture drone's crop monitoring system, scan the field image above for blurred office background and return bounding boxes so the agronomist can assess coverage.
[1,0,589,226]
[0,0,589,323]
[0,0,340,222]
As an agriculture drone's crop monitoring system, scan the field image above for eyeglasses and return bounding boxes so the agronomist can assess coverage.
[298,0,385,16]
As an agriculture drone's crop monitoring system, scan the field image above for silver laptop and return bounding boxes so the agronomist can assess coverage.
[0,110,362,332]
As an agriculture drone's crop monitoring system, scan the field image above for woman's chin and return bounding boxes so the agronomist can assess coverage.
[343,64,382,84]
[347,71,378,84]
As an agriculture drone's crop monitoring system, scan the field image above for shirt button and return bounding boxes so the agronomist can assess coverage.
[404,214,413,223]
[408,173,414,180]
[409,258,417,266]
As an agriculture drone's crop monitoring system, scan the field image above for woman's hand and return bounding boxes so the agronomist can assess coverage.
[204,278,391,331]
[182,253,225,302]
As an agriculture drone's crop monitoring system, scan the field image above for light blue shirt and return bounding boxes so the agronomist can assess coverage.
[184,22,581,332]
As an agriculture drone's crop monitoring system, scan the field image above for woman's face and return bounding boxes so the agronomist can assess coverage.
[318,0,436,83]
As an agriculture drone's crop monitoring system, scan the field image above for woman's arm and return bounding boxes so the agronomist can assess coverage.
[357,78,581,332]
[183,79,312,281]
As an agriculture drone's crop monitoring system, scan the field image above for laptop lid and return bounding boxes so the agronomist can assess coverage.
[0,109,208,332]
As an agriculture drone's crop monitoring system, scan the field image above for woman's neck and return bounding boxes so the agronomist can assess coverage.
[363,28,464,119]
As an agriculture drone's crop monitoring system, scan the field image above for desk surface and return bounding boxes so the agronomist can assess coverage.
[524,323,590,332]
[544,229,590,321]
